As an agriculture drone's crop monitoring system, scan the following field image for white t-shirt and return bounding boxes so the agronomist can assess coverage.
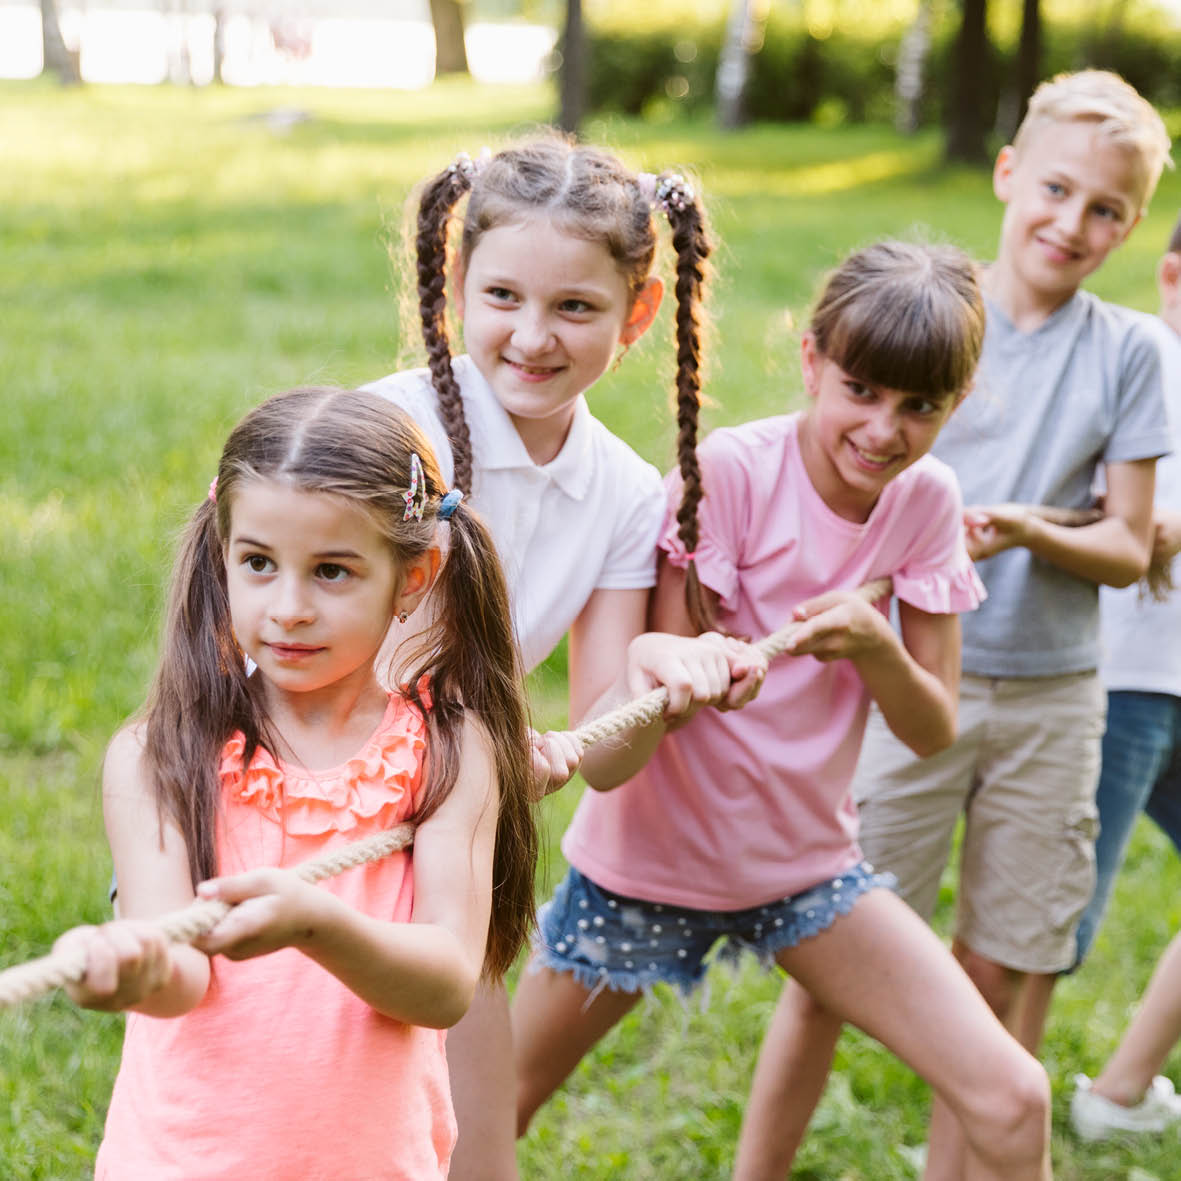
[1101,321,1181,696]
[364,356,666,672]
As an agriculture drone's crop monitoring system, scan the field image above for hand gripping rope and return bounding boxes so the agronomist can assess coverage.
[0,578,891,1010]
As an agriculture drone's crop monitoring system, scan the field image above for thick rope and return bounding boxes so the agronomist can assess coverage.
[0,825,414,1009]
[0,579,892,1010]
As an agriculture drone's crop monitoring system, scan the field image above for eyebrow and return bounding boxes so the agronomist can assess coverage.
[231,537,366,560]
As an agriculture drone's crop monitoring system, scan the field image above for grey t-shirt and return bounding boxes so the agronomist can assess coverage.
[933,290,1170,677]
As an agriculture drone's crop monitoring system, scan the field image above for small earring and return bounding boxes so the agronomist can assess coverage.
[397,610,409,624]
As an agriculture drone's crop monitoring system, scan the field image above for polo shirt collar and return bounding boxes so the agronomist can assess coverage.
[465,363,594,501]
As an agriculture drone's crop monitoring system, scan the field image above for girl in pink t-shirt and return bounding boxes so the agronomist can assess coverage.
[55,387,539,1179]
[514,241,1053,1179]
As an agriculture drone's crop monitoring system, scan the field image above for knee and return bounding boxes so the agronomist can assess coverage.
[966,1052,1051,1167]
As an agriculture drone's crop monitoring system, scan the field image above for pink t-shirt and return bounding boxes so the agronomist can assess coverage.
[96,695,455,1181]
[562,414,984,911]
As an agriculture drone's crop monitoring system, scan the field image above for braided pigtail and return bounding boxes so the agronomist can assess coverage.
[416,156,477,495]
[655,173,714,634]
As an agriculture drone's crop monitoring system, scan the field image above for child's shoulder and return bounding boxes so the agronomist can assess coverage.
[699,414,798,464]
[102,722,152,801]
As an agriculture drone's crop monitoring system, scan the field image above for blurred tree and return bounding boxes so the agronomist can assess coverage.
[40,0,80,84]
[559,0,585,132]
[430,0,470,74]
[945,0,993,163]
[998,0,1040,139]
[716,0,769,129]
[895,0,934,134]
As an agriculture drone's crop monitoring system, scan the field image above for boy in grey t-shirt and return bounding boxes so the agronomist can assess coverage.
[733,71,1173,1179]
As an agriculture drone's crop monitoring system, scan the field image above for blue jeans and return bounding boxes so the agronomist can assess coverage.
[1074,691,1181,966]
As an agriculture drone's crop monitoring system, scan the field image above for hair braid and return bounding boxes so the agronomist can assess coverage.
[661,179,714,633]
[416,167,476,495]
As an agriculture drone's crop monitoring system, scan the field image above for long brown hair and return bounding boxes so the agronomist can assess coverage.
[675,239,986,632]
[413,135,712,560]
[141,387,537,976]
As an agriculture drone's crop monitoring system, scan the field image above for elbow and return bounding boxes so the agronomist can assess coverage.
[905,717,957,760]
[424,971,479,1030]
[1106,553,1149,588]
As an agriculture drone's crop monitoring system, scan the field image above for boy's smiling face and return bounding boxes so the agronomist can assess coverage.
[993,119,1144,313]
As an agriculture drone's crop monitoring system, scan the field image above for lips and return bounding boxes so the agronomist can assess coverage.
[848,441,898,472]
[1036,236,1080,264]
[267,643,324,661]
[503,358,566,381]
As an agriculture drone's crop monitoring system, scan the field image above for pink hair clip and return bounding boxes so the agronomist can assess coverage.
[403,453,427,521]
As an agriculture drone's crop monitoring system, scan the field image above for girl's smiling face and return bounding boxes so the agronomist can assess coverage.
[457,215,661,465]
[224,479,402,702]
[797,333,962,523]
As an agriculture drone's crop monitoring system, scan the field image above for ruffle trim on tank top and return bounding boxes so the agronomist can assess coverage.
[218,694,427,837]
[893,559,987,615]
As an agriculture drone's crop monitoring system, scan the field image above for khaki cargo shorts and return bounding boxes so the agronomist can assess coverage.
[853,672,1104,974]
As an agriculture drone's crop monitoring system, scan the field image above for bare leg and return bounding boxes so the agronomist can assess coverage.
[1093,932,1181,1106]
[1011,971,1059,1056]
[734,979,843,1180]
[513,961,642,1134]
[768,894,1049,1181]
[447,981,519,1181]
[924,941,1025,1181]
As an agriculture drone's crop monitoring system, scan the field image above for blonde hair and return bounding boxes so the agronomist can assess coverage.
[1012,70,1173,211]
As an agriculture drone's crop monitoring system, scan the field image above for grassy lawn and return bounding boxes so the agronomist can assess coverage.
[2,76,1181,1179]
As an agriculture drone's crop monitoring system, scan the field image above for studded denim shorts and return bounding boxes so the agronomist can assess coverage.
[532,862,895,997]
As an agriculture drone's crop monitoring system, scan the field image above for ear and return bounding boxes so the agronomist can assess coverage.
[992,145,1016,202]
[395,546,442,620]
[620,276,663,345]
[799,332,822,399]
[1158,251,1181,306]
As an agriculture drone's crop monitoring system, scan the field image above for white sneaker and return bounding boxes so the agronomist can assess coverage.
[1070,1072,1181,1141]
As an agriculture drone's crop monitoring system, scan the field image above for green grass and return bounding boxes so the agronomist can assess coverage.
[2,76,1181,1178]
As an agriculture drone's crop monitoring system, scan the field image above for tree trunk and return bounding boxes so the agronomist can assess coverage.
[40,0,80,84]
[558,0,584,135]
[894,0,933,135]
[716,0,764,130]
[429,0,469,76]
[998,0,1040,140]
[945,0,992,164]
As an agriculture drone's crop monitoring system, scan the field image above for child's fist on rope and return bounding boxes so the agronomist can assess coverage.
[530,728,586,800]
[54,920,174,1011]
[787,590,894,663]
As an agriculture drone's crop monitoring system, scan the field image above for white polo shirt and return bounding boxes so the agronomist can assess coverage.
[364,356,666,672]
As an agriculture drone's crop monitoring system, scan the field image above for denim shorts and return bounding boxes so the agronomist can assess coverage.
[533,862,894,997]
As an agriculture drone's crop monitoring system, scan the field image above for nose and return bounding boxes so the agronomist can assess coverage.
[864,403,902,447]
[1056,197,1087,239]
[269,575,314,627]
[511,307,555,356]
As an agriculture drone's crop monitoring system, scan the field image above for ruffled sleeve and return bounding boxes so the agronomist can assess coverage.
[892,558,987,615]
[218,697,427,837]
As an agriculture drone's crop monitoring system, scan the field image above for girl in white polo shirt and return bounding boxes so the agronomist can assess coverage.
[365,133,762,1181]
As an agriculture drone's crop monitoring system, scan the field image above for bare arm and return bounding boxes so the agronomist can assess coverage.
[572,579,764,791]
[787,593,960,758]
[57,726,212,1016]
[197,715,498,1029]
[965,457,1157,587]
